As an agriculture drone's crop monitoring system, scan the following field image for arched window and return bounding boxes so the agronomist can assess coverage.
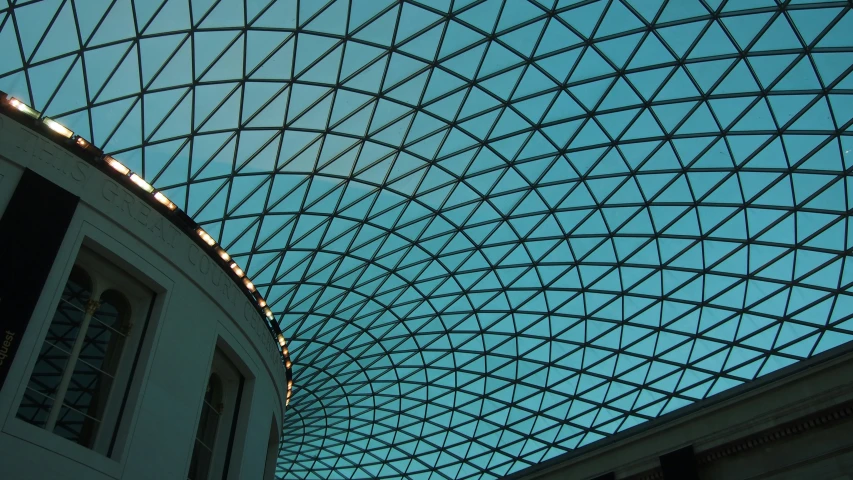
[188,375,223,480]
[17,247,153,456]
[188,349,245,480]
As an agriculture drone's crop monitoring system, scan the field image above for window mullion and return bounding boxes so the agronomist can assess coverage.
[44,297,101,432]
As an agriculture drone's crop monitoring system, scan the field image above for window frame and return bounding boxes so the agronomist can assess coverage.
[8,238,161,464]
[188,347,246,480]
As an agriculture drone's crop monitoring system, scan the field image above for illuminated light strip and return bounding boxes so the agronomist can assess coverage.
[43,117,74,138]
[75,137,103,156]
[1,92,294,409]
[104,155,131,175]
[7,97,39,118]
[154,191,177,211]
[230,261,245,277]
[197,228,216,246]
[129,173,154,193]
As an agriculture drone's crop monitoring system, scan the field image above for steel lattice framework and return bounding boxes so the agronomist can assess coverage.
[2,0,853,478]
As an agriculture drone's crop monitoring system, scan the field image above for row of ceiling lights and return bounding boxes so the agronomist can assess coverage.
[2,93,294,408]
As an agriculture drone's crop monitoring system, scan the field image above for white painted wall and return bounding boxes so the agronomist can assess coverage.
[507,348,853,480]
[0,115,287,479]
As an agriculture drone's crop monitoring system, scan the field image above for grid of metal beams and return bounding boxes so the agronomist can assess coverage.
[2,0,852,478]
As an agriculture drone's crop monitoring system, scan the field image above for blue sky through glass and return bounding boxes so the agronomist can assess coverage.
[2,0,853,478]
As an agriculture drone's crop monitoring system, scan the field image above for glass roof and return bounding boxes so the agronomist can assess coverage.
[3,0,853,478]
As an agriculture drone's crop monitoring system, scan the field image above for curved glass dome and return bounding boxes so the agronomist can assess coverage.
[3,0,853,478]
